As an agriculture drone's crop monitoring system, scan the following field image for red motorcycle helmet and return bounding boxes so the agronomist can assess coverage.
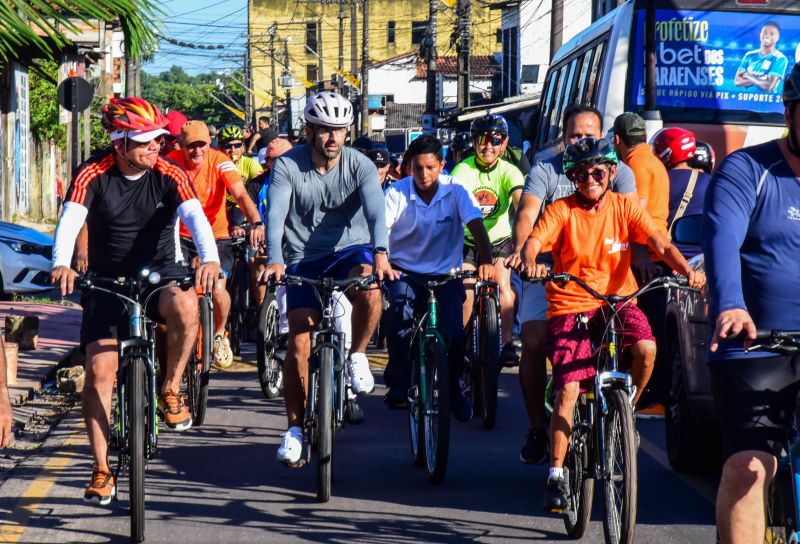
[652,127,696,168]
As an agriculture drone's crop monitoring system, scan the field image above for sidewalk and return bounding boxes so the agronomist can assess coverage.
[0,301,81,410]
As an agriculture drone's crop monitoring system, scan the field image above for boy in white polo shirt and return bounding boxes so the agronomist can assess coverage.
[383,134,495,421]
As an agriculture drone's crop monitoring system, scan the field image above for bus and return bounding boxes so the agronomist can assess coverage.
[531,0,800,163]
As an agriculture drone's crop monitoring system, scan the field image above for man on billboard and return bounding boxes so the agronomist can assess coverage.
[734,21,788,93]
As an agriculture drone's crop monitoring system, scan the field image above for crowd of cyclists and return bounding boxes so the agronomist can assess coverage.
[0,60,794,543]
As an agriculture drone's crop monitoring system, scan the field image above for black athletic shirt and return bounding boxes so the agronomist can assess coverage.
[65,150,198,276]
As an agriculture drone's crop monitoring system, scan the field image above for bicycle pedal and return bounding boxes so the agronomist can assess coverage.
[548,507,564,514]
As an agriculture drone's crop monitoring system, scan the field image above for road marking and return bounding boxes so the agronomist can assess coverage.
[638,432,717,505]
[0,433,84,543]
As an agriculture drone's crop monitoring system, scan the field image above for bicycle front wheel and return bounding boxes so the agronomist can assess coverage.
[423,336,450,484]
[256,293,283,399]
[602,388,638,544]
[228,262,248,356]
[316,347,334,502]
[408,336,424,467]
[128,357,147,543]
[564,395,594,538]
[187,295,213,426]
[476,294,500,429]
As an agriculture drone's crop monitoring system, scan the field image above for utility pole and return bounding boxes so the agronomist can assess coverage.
[456,0,471,109]
[350,0,359,140]
[550,0,564,61]
[360,0,369,136]
[269,24,278,130]
[423,0,438,135]
[338,0,346,94]
[283,38,292,133]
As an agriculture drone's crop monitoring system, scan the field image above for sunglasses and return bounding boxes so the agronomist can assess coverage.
[223,142,244,150]
[571,168,609,183]
[477,133,506,147]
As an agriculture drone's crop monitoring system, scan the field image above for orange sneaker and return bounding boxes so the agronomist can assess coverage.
[158,389,193,431]
[635,402,666,419]
[83,466,116,505]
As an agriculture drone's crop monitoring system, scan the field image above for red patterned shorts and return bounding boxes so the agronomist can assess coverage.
[546,304,655,390]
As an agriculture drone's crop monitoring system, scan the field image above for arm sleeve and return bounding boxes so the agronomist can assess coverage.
[701,152,756,314]
[357,160,389,248]
[52,202,88,268]
[612,162,639,194]
[625,196,659,244]
[522,162,552,200]
[266,158,292,265]
[454,183,483,225]
[530,199,568,253]
[178,200,220,264]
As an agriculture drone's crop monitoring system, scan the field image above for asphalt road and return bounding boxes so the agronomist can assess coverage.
[0,345,719,543]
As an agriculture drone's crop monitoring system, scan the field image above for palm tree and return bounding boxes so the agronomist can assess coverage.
[0,0,162,63]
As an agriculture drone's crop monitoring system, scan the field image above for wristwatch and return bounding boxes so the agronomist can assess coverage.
[373,246,389,256]
[253,221,264,227]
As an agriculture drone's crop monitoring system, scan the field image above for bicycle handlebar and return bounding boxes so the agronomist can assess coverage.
[77,270,195,309]
[394,269,475,290]
[724,330,800,356]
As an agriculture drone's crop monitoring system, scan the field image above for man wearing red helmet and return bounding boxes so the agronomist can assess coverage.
[50,97,222,505]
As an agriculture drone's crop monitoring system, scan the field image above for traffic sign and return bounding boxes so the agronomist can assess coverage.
[57,76,94,112]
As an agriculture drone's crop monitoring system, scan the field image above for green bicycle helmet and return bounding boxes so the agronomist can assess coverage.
[562,137,618,178]
[219,125,244,143]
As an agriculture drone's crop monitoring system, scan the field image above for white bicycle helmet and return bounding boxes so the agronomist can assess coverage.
[304,92,353,128]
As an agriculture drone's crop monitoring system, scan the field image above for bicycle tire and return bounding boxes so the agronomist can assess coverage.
[602,388,638,544]
[128,357,147,543]
[188,296,213,426]
[424,336,450,484]
[477,294,500,430]
[256,293,283,399]
[228,260,248,356]
[408,336,424,467]
[316,346,334,502]
[765,465,793,544]
[564,395,594,538]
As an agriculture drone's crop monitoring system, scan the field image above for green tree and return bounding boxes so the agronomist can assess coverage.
[142,66,247,127]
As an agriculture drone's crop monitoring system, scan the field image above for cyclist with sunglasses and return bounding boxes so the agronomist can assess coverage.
[167,120,264,370]
[451,113,525,367]
[519,137,703,511]
[219,125,264,234]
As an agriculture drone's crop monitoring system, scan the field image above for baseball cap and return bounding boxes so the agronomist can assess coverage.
[109,127,169,143]
[613,112,647,138]
[180,120,211,145]
[165,111,188,138]
[366,148,389,165]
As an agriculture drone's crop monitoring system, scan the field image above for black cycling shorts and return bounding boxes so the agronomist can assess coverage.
[462,237,513,268]
[180,236,234,277]
[710,355,800,459]
[80,263,192,350]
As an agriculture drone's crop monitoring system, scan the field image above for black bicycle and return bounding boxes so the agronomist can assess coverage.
[464,273,502,429]
[186,291,213,425]
[275,274,375,501]
[79,269,195,543]
[256,282,284,399]
[227,236,251,356]
[531,273,695,544]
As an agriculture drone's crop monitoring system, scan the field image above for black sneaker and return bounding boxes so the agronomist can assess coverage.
[384,387,409,410]
[345,398,365,424]
[543,477,570,513]
[520,427,549,464]
[500,342,520,367]
[450,386,473,422]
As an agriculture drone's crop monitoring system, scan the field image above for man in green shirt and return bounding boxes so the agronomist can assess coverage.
[451,114,525,364]
[219,125,263,232]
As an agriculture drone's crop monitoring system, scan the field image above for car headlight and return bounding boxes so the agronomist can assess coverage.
[0,238,52,258]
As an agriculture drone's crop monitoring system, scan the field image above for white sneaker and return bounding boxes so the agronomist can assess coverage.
[347,352,375,395]
[276,426,303,467]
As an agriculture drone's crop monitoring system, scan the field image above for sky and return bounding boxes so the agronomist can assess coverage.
[143,0,249,76]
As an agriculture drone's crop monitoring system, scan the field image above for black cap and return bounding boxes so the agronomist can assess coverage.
[366,148,390,165]
[613,112,647,138]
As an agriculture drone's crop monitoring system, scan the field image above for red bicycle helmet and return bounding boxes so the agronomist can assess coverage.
[102,97,169,134]
[652,127,696,168]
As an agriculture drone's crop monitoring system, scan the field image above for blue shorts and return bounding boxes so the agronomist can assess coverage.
[285,244,374,312]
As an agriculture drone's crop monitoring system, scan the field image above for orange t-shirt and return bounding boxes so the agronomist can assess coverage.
[530,192,659,318]
[168,148,243,239]
[627,144,669,232]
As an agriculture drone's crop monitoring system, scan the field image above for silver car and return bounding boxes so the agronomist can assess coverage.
[0,222,53,294]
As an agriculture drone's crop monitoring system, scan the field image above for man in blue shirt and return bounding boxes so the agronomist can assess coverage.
[734,21,788,93]
[704,63,800,543]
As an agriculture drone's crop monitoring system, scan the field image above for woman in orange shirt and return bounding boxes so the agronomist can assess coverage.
[518,137,704,512]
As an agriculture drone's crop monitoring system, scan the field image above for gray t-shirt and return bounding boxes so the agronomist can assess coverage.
[522,151,638,212]
[522,151,638,265]
[267,145,389,266]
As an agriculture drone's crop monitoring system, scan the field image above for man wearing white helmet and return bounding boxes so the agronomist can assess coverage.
[263,91,396,466]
